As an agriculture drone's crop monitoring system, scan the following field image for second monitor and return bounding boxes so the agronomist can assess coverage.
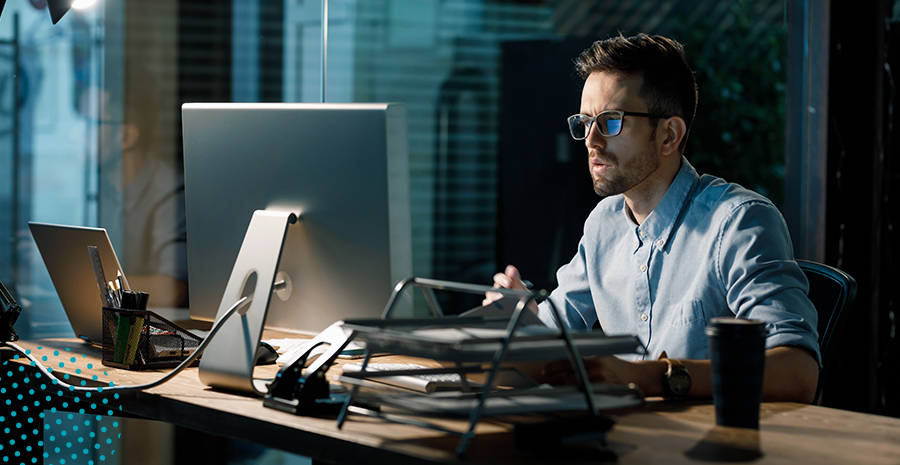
[182,102,412,335]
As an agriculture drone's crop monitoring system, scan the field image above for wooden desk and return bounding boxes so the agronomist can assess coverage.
[4,338,900,464]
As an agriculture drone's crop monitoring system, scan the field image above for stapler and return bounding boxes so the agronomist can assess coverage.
[263,323,354,415]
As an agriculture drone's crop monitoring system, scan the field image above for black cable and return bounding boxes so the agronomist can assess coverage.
[1,294,250,393]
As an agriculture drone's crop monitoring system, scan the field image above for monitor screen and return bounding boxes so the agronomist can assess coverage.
[181,102,412,334]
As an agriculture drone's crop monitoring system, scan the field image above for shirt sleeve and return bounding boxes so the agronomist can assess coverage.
[537,238,596,330]
[716,200,822,367]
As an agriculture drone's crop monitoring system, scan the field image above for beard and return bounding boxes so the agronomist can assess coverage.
[590,144,660,197]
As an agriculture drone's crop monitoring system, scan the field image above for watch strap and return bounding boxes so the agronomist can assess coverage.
[658,351,691,399]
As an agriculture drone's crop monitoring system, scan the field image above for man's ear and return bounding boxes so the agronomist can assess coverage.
[659,116,687,157]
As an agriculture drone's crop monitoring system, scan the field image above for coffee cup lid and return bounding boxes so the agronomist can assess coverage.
[705,317,768,337]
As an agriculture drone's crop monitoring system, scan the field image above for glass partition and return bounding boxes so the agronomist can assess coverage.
[1,0,788,332]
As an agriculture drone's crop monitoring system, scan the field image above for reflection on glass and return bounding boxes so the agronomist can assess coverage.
[2,0,788,326]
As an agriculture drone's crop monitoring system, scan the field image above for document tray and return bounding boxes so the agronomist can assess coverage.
[342,324,645,363]
[335,277,648,458]
[341,380,644,417]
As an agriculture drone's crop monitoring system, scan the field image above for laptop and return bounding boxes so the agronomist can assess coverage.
[29,222,130,345]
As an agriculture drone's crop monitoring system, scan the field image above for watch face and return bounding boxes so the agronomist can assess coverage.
[669,369,691,396]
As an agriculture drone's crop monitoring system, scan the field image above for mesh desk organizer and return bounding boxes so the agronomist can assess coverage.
[101,307,202,370]
[332,278,646,457]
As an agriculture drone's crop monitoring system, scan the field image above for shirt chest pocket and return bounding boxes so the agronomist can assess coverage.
[668,300,705,327]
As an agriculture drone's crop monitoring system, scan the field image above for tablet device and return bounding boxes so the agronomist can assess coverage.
[459,294,546,327]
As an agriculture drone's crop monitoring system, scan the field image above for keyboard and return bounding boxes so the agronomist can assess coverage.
[341,363,480,393]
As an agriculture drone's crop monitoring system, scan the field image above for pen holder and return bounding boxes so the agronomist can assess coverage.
[101,307,203,370]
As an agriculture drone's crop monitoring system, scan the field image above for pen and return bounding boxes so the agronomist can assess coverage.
[119,290,143,365]
[136,292,150,310]
[120,291,137,309]
[108,281,120,308]
[116,270,127,294]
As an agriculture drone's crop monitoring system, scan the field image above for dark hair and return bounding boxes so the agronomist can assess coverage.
[576,33,698,152]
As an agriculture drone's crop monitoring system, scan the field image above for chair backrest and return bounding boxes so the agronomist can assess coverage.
[796,259,858,404]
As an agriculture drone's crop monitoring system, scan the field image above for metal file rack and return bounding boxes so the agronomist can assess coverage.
[334,277,646,457]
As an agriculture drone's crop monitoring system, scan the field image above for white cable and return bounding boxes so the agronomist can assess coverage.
[1,295,251,393]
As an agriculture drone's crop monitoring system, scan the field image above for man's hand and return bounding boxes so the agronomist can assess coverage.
[542,356,633,386]
[540,356,668,395]
[482,265,530,306]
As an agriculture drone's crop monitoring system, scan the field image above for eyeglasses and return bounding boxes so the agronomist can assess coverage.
[566,110,671,139]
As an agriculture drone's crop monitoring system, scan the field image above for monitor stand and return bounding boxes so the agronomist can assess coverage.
[198,209,296,395]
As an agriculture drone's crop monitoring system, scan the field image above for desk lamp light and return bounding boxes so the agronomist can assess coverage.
[0,0,98,25]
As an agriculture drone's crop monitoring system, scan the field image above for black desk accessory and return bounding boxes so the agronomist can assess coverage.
[264,329,352,415]
[100,306,203,370]
[88,244,201,370]
[0,277,21,343]
[256,341,278,365]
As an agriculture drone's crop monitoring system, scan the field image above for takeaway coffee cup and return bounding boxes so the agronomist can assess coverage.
[705,317,768,429]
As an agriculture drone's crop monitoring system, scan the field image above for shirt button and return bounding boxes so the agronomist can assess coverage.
[656,239,664,247]
[634,241,640,249]
[641,313,649,322]
[640,231,646,237]
[640,264,647,272]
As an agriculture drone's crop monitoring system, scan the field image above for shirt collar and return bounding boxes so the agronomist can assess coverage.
[632,156,698,247]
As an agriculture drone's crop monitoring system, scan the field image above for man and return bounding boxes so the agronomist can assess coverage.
[487,33,820,403]
[91,69,189,308]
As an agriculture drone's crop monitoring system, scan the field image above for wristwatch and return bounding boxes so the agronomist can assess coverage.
[658,351,691,399]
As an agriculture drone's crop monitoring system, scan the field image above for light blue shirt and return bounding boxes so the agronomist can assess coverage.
[537,158,821,365]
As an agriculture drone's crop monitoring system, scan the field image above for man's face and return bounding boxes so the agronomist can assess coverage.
[580,72,660,197]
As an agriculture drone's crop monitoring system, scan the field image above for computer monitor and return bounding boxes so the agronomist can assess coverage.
[181,103,412,335]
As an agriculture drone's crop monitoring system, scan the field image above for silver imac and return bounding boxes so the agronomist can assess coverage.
[181,102,412,338]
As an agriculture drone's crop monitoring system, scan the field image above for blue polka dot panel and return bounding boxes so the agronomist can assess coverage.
[2,347,122,464]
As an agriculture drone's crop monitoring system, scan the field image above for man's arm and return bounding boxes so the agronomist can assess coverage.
[543,345,819,403]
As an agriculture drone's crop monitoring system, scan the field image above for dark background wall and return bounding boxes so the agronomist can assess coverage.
[823,0,900,416]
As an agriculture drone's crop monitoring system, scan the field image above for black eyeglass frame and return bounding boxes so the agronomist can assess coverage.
[567,110,672,140]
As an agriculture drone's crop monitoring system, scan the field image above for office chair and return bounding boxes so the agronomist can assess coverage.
[796,259,858,404]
